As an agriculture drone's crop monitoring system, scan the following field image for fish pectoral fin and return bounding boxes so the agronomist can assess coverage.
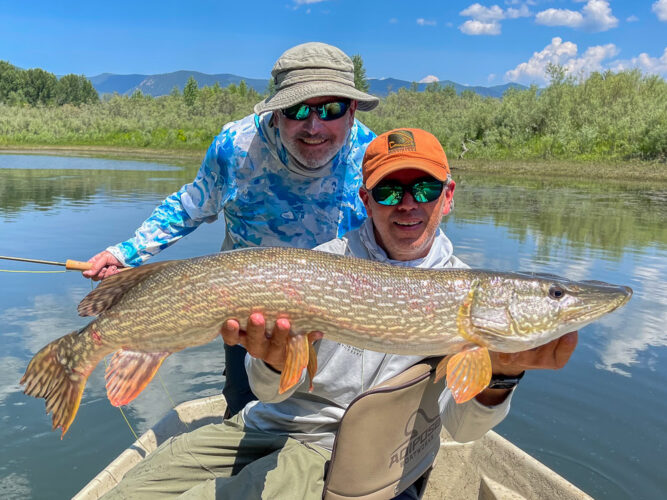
[78,260,177,317]
[445,346,492,404]
[105,350,171,406]
[446,278,496,402]
[279,335,309,394]
[434,356,448,384]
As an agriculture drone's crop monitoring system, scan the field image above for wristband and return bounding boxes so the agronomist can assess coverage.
[487,371,525,390]
[263,361,282,375]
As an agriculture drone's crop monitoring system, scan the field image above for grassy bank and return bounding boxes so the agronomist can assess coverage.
[0,69,665,175]
[3,144,665,184]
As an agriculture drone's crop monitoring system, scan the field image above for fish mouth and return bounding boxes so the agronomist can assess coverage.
[562,285,632,323]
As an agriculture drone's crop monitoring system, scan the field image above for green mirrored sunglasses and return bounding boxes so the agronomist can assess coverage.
[371,178,445,206]
[282,100,350,121]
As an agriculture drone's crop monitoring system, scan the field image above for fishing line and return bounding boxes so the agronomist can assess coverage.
[156,371,182,426]
[93,280,144,439]
[0,269,66,273]
[103,356,139,441]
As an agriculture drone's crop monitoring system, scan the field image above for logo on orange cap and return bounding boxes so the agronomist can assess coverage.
[363,128,450,189]
[387,130,416,153]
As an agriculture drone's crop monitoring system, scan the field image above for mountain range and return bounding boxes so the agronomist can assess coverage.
[89,71,527,99]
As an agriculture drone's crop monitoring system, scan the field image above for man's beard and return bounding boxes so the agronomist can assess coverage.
[282,133,345,169]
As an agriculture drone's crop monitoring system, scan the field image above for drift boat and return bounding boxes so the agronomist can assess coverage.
[74,394,591,500]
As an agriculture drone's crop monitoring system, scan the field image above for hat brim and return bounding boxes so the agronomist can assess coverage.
[254,81,379,115]
[364,159,450,189]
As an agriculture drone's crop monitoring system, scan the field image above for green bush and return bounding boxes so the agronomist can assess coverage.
[0,68,665,161]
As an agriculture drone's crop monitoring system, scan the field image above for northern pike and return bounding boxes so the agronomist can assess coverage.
[21,247,632,437]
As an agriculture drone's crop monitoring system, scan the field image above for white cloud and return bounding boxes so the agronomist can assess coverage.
[566,43,619,74]
[294,0,327,4]
[461,19,502,35]
[461,3,505,22]
[506,41,667,84]
[417,18,437,26]
[626,15,639,22]
[506,4,531,19]
[504,37,621,84]
[536,8,583,27]
[653,0,667,21]
[419,75,440,83]
[389,18,398,24]
[488,73,497,82]
[459,2,530,35]
[610,47,667,76]
[535,0,618,32]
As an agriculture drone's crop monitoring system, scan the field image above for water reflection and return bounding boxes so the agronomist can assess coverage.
[453,174,667,255]
[0,156,194,218]
[595,253,667,375]
[0,473,32,499]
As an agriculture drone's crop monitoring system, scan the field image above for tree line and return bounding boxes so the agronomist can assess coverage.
[0,61,99,106]
[0,59,664,162]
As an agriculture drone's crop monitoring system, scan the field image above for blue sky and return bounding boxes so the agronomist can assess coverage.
[1,0,665,86]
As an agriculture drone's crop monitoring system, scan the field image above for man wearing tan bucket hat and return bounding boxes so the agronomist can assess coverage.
[104,129,577,499]
[83,42,380,416]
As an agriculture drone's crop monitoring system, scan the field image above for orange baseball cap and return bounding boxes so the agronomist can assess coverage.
[363,128,450,189]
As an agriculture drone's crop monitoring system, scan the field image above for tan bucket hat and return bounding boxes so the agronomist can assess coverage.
[254,42,379,115]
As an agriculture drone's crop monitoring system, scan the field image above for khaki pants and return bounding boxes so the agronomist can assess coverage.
[102,415,331,500]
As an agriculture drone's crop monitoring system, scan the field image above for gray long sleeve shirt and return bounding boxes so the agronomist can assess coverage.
[240,219,512,450]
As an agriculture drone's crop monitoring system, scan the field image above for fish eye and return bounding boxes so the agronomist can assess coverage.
[549,285,565,300]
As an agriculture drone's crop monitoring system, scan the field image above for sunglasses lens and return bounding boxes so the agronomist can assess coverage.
[282,103,310,120]
[412,180,444,203]
[371,179,445,206]
[372,185,404,206]
[318,101,348,120]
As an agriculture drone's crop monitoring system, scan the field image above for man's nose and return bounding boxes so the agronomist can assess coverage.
[397,191,418,209]
[301,113,325,134]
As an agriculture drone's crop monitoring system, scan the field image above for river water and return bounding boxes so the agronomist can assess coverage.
[0,154,665,499]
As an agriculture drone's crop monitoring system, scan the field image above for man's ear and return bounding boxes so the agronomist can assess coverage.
[442,180,456,215]
[347,100,358,126]
[359,187,372,217]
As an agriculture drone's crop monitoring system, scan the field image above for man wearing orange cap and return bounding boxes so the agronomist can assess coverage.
[105,129,577,499]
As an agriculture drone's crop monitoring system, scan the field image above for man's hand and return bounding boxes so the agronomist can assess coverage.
[491,331,578,375]
[83,251,125,281]
[476,331,578,405]
[221,313,323,372]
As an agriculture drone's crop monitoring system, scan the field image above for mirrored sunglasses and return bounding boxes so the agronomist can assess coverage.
[371,178,445,206]
[282,100,350,121]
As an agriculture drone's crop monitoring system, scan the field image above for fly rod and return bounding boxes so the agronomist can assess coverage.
[0,256,92,271]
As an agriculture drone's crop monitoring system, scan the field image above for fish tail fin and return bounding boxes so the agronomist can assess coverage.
[279,335,311,394]
[20,331,89,439]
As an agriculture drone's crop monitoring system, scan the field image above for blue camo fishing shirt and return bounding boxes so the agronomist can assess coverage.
[107,113,376,267]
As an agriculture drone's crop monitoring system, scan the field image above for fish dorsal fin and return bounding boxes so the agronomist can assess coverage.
[78,260,177,317]
[105,349,171,406]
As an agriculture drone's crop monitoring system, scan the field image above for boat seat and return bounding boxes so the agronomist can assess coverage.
[322,357,446,500]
